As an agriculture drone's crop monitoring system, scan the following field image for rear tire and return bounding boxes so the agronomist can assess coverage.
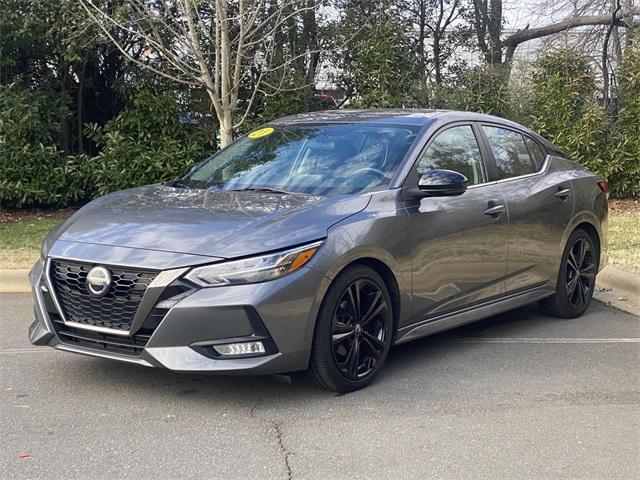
[539,228,598,318]
[307,265,393,393]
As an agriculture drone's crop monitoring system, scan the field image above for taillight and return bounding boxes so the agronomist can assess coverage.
[597,179,609,194]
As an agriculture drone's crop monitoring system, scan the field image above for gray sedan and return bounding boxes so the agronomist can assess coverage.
[29,110,608,392]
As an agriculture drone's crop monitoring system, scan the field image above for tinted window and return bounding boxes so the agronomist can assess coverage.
[417,126,487,185]
[182,124,419,196]
[483,126,537,178]
[524,136,546,168]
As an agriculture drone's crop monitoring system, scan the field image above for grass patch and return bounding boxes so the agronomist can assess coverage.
[0,214,71,269]
[608,201,640,273]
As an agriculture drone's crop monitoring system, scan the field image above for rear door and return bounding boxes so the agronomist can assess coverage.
[479,124,574,293]
[406,123,509,320]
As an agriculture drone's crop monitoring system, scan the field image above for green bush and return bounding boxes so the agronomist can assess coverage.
[529,50,608,179]
[0,83,90,208]
[86,89,215,196]
[608,43,640,197]
[345,20,417,108]
[2,46,638,208]
[446,65,513,118]
[0,85,216,208]
[529,48,639,197]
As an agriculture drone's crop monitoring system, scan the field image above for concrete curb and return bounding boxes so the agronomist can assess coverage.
[0,269,30,293]
[1,265,638,316]
[594,266,640,317]
[596,266,640,296]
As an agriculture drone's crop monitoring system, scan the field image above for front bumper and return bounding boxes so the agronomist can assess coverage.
[28,257,329,375]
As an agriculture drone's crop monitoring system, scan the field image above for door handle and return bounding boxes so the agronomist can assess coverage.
[484,204,505,217]
[554,187,572,199]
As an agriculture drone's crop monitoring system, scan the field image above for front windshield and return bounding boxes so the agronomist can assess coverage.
[180,123,420,196]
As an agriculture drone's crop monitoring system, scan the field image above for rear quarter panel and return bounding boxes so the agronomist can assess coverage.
[499,156,576,293]
[565,163,608,270]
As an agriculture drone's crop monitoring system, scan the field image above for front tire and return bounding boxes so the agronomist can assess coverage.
[539,228,598,318]
[307,265,393,393]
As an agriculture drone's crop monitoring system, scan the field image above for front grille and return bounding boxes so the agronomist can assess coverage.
[50,260,157,332]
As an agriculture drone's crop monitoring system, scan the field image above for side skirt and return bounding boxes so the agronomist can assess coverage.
[394,286,555,344]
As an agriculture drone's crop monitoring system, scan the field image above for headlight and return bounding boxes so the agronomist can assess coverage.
[184,241,323,287]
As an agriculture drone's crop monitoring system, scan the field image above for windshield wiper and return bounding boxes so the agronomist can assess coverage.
[224,187,299,195]
[168,179,189,189]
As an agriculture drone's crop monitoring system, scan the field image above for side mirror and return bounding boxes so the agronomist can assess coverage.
[417,169,468,197]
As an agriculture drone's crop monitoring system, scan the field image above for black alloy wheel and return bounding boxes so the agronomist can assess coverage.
[331,279,389,380]
[539,228,598,318]
[308,265,393,392]
[565,237,596,309]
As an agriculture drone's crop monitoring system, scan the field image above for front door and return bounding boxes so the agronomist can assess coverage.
[406,124,509,321]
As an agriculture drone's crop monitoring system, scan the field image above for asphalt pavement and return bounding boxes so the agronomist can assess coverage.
[1,293,638,480]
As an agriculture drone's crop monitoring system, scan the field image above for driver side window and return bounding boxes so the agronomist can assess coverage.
[417,125,487,185]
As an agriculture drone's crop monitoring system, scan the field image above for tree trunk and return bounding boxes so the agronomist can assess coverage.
[418,0,426,69]
[59,69,70,154]
[220,128,233,148]
[77,57,87,154]
[472,0,503,65]
[487,0,503,65]
[303,1,320,86]
[218,109,234,148]
[433,36,442,85]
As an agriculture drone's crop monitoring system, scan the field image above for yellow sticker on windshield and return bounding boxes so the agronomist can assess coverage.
[248,127,274,139]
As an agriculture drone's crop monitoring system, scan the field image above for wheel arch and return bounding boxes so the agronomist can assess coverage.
[574,222,601,266]
[343,257,402,341]
[305,247,408,358]
[561,211,603,270]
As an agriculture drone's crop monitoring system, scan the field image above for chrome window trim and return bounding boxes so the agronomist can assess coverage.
[391,117,556,192]
[494,153,550,184]
[466,154,550,190]
[44,257,187,337]
[478,122,549,181]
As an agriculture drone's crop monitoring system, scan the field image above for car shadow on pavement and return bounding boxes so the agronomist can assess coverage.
[379,305,550,374]
[48,301,569,407]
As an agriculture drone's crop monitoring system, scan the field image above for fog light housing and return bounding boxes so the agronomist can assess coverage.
[213,341,266,356]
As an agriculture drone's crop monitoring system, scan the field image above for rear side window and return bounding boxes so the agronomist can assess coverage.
[483,126,537,179]
[524,136,546,168]
[417,125,487,185]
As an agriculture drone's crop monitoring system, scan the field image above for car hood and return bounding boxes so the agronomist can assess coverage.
[55,185,371,259]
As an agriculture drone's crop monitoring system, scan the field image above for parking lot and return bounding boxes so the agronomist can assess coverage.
[1,292,638,479]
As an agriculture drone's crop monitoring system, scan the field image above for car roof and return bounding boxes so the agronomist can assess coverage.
[268,109,563,156]
[270,109,445,126]
[270,109,516,127]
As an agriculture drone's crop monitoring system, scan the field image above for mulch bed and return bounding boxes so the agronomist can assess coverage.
[609,198,639,214]
[0,208,76,224]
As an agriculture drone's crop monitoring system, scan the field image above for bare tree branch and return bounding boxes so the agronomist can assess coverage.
[504,6,640,63]
[79,0,327,147]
